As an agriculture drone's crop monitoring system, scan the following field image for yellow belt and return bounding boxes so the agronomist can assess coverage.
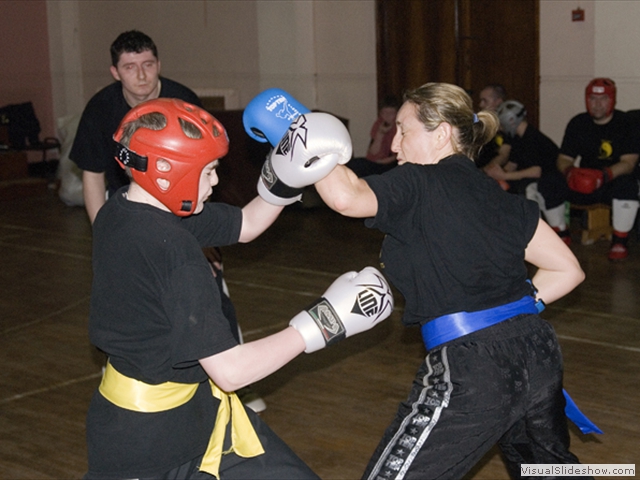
[99,361,265,479]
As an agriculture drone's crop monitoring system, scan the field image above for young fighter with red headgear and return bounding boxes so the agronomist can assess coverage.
[537,77,640,260]
[85,98,393,479]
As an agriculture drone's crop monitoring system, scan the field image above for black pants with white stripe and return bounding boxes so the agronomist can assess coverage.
[362,314,590,480]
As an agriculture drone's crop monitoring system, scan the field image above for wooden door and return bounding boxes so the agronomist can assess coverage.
[376,0,539,126]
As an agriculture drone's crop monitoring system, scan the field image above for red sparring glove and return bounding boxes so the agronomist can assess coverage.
[497,179,510,191]
[565,167,612,194]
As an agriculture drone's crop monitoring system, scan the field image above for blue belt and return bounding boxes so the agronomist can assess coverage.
[421,295,540,350]
[421,295,603,435]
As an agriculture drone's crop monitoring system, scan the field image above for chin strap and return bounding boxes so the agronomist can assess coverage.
[115,142,148,172]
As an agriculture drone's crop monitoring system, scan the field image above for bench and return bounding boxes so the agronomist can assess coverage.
[571,203,612,245]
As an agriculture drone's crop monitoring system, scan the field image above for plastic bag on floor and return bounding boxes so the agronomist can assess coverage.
[56,114,84,207]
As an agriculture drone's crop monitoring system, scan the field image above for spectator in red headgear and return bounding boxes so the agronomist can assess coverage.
[536,77,640,260]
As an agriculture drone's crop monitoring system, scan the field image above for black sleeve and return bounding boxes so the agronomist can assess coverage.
[69,85,129,177]
[363,166,419,236]
[522,198,541,246]
[181,202,243,247]
[536,132,560,174]
[69,100,109,173]
[500,131,513,146]
[559,115,582,159]
[618,112,640,156]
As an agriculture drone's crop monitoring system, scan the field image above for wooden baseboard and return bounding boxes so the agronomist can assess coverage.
[0,177,51,201]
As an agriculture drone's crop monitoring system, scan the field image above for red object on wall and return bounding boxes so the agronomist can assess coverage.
[572,8,585,22]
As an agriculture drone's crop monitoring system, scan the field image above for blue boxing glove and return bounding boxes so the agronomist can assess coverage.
[243,88,311,146]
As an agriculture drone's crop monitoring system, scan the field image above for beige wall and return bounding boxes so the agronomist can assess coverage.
[12,0,640,158]
[46,0,377,157]
[594,1,640,108]
[313,0,377,148]
[540,0,640,145]
[0,0,56,142]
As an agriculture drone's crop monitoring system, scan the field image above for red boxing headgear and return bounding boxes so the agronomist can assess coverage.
[114,98,229,216]
[585,78,616,117]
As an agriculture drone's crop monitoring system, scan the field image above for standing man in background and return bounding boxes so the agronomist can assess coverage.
[70,30,202,223]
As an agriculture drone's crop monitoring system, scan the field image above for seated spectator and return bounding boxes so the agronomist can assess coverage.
[484,100,565,230]
[347,95,400,177]
[537,78,639,260]
[475,84,507,169]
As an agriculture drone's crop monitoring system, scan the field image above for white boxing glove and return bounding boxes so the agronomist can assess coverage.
[290,266,394,353]
[258,112,352,206]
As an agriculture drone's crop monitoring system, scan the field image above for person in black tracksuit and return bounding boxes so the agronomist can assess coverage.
[315,83,592,479]
[485,99,560,197]
[483,100,568,241]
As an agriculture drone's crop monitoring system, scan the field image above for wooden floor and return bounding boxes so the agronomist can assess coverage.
[1,190,638,479]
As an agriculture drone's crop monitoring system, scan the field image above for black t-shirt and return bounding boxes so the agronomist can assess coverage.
[560,110,638,169]
[69,78,203,195]
[86,189,243,478]
[364,155,540,326]
[475,131,506,169]
[507,124,559,175]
